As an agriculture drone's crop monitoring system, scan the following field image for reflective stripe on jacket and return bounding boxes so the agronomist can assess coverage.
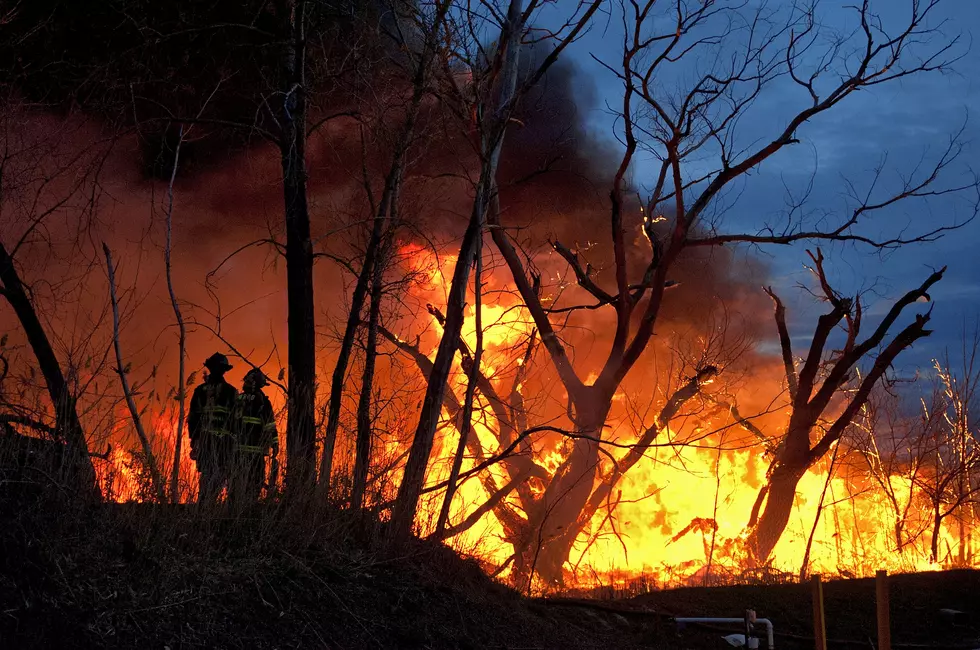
[233,389,277,452]
[239,444,266,454]
[188,379,238,441]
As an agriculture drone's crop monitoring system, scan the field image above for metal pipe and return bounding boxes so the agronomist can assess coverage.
[674,617,774,649]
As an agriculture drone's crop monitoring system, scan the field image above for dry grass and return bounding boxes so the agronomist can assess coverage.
[0,441,668,649]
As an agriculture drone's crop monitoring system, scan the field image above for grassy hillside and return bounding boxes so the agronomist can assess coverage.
[0,493,667,649]
[3,487,978,649]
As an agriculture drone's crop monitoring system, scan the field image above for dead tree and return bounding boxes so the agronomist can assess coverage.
[916,343,980,563]
[747,250,944,562]
[275,0,319,494]
[378,321,538,544]
[163,127,188,503]
[385,299,718,588]
[854,387,928,553]
[103,243,166,503]
[390,0,603,539]
[319,1,453,495]
[350,189,402,510]
[436,236,484,535]
[0,243,97,492]
[0,104,103,494]
[486,0,976,584]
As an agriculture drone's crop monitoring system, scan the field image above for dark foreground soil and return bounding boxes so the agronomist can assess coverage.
[2,491,978,648]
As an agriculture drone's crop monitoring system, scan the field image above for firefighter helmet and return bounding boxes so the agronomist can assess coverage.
[203,352,233,371]
[244,368,268,388]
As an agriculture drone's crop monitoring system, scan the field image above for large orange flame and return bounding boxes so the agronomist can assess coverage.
[94,242,978,591]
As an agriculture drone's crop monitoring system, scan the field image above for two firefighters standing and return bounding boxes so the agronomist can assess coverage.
[187,353,279,504]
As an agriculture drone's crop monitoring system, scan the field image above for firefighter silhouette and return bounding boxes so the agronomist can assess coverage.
[230,368,278,504]
[188,353,238,504]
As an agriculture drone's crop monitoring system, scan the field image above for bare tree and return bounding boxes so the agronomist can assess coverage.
[102,243,166,502]
[746,250,943,562]
[163,129,188,503]
[275,0,320,494]
[118,2,372,495]
[436,230,484,535]
[854,384,931,555]
[350,192,401,510]
[390,0,604,539]
[385,296,721,588]
[0,103,103,493]
[482,0,975,583]
[917,342,980,563]
[319,0,454,495]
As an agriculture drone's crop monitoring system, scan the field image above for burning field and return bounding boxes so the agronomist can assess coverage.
[3,0,980,641]
[79,237,978,594]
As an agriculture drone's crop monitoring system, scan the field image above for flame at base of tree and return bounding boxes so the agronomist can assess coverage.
[98,413,199,503]
[90,408,980,590]
[385,247,980,591]
[410,426,973,592]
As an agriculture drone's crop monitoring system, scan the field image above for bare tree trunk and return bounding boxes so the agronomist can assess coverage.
[280,0,317,495]
[350,229,389,510]
[747,257,942,563]
[514,394,608,588]
[318,0,450,492]
[379,321,533,547]
[392,201,484,537]
[390,0,526,540]
[320,191,387,494]
[436,232,483,535]
[932,503,942,563]
[103,243,166,503]
[514,366,717,588]
[164,129,187,503]
[749,463,805,563]
[0,242,96,493]
[705,444,723,586]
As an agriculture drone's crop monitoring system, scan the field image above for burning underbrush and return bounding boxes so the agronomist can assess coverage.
[74,243,980,598]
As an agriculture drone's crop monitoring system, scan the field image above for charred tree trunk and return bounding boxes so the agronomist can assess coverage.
[0,242,96,493]
[280,0,317,495]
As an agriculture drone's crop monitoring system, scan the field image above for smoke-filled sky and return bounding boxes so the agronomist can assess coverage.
[558,0,980,374]
[3,0,978,412]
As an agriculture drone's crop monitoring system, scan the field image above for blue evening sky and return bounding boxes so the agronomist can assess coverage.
[557,0,980,373]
